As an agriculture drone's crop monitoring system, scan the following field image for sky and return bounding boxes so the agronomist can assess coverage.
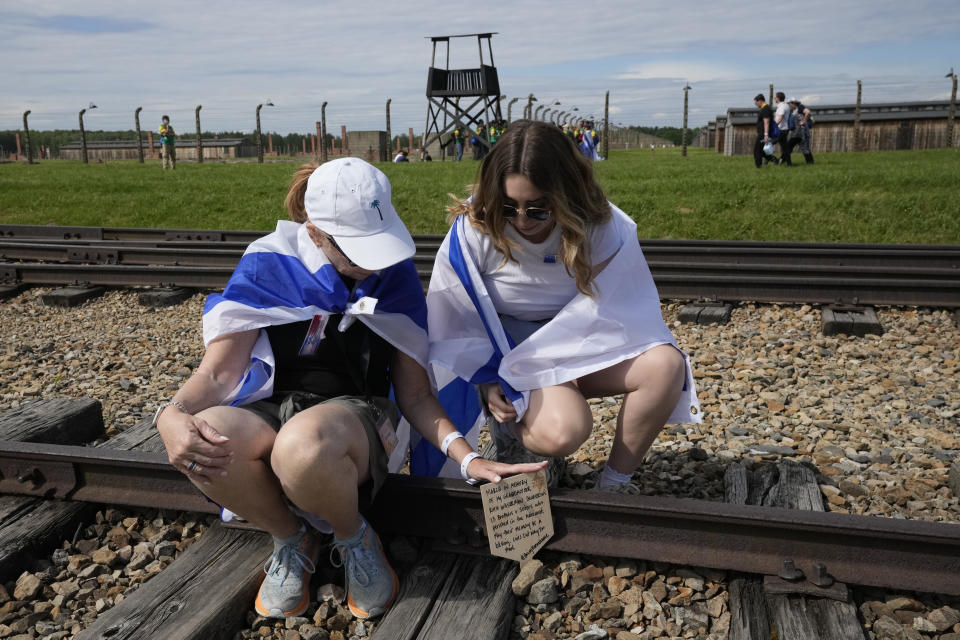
[1,0,958,136]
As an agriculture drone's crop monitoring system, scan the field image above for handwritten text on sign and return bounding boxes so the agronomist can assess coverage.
[480,470,553,562]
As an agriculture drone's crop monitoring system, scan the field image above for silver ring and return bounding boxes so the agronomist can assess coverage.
[186,460,198,473]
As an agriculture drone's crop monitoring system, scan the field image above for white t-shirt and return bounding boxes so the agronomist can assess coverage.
[466,216,623,321]
[774,102,790,132]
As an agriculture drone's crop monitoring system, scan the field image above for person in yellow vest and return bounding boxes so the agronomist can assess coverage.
[473,121,488,160]
[158,115,176,170]
[452,124,465,162]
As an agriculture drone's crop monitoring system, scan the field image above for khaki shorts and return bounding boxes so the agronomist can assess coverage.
[241,392,398,508]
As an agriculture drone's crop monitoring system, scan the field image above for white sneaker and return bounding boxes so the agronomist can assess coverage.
[254,525,319,618]
[330,516,398,619]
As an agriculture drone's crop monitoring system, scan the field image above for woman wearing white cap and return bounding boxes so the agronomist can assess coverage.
[154,158,544,621]
[427,120,701,491]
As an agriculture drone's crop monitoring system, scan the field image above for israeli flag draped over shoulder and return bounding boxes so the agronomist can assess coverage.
[202,219,429,474]
[418,204,701,476]
[580,130,603,161]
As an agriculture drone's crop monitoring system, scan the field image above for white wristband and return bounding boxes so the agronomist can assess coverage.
[460,452,481,482]
[440,432,465,457]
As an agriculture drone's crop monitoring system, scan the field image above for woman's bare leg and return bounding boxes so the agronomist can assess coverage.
[514,381,594,456]
[270,402,371,540]
[578,345,686,474]
[193,406,300,538]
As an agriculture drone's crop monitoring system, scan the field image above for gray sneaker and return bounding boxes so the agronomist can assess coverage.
[481,418,566,488]
[254,525,319,618]
[330,516,398,619]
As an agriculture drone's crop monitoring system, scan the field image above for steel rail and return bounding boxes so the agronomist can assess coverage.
[0,263,435,289]
[0,440,958,595]
[2,259,959,306]
[0,240,438,269]
[2,237,959,271]
[4,223,960,254]
[3,241,957,277]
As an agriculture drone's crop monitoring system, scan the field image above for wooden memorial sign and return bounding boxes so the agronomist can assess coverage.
[480,470,553,562]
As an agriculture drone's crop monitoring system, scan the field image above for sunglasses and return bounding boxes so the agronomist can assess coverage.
[501,203,552,221]
[324,234,357,267]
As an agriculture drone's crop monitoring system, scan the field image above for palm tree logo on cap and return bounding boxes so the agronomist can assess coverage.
[371,199,383,221]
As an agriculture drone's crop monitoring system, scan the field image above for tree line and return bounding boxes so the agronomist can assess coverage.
[622,126,701,146]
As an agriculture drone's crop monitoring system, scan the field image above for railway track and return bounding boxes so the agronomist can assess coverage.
[1,224,959,306]
[2,438,958,597]
[1,402,959,639]
[2,227,960,638]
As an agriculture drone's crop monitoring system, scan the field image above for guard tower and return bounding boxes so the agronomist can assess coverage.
[422,33,502,158]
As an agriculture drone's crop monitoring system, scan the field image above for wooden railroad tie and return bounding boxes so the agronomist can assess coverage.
[0,398,104,579]
[372,551,517,640]
[137,286,194,308]
[40,285,107,308]
[0,284,22,301]
[725,460,865,640]
[679,301,733,325]
[821,305,884,337]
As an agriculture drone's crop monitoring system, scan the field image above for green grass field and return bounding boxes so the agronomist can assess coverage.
[0,148,957,243]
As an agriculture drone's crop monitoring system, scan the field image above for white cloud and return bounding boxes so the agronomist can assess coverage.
[617,62,741,83]
[1,0,958,132]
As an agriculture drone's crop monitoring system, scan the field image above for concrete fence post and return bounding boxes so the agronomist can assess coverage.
[507,97,519,123]
[947,73,958,149]
[385,98,392,161]
[256,104,264,164]
[195,105,203,163]
[79,109,89,164]
[853,80,863,152]
[135,107,144,163]
[22,110,32,164]
[603,91,610,159]
[321,103,329,162]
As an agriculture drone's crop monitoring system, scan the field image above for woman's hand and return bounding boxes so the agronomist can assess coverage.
[156,407,233,485]
[481,382,517,423]
[465,456,548,484]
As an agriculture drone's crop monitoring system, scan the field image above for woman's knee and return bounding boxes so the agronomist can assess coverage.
[194,406,275,460]
[524,404,593,457]
[628,345,686,393]
[270,411,361,482]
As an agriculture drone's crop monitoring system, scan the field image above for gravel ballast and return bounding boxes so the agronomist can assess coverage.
[1,288,959,639]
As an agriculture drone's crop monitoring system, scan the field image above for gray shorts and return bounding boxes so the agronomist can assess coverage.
[240,392,398,507]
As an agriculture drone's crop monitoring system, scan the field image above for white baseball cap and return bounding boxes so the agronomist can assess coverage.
[303,158,415,270]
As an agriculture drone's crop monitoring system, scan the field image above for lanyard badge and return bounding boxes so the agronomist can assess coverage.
[298,313,329,355]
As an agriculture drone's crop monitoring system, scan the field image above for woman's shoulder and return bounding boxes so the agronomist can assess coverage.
[586,204,634,260]
[448,214,493,250]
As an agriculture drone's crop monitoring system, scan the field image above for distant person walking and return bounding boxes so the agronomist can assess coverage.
[452,124,465,162]
[159,115,176,170]
[787,97,814,164]
[752,93,778,168]
[773,92,792,166]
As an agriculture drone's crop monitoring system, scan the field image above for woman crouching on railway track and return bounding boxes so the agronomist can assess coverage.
[154,158,545,620]
[426,119,701,490]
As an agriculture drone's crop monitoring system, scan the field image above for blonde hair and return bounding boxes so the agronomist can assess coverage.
[284,163,319,222]
[447,120,610,296]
